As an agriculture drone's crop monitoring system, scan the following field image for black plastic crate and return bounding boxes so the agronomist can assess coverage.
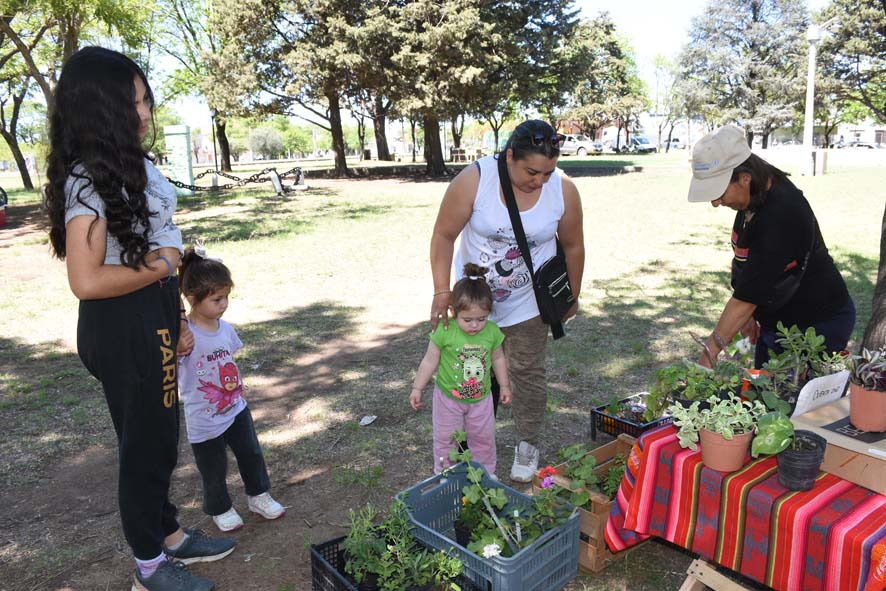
[311,535,485,591]
[590,393,671,441]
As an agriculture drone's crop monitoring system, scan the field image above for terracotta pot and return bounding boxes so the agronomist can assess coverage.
[699,428,753,472]
[849,383,886,432]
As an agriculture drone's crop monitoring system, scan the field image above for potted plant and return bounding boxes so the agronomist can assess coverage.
[750,411,827,490]
[846,346,886,432]
[643,359,745,421]
[345,501,466,591]
[745,323,848,414]
[343,505,387,590]
[669,393,766,472]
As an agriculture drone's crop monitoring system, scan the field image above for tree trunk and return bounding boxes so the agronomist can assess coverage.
[0,90,32,189]
[862,204,886,350]
[372,96,391,161]
[1,129,33,190]
[215,118,232,172]
[423,114,445,176]
[450,114,464,149]
[410,118,417,163]
[326,89,349,175]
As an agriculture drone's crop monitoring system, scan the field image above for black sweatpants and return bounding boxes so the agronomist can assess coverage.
[191,407,271,516]
[77,279,182,560]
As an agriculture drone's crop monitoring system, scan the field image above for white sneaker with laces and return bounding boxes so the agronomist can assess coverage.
[248,492,285,520]
[510,441,539,483]
[211,507,243,532]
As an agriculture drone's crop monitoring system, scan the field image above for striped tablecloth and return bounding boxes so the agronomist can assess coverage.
[604,425,886,591]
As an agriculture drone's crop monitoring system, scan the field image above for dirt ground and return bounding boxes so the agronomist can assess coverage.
[0,178,777,591]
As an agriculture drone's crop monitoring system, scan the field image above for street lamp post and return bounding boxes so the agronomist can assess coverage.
[802,24,821,176]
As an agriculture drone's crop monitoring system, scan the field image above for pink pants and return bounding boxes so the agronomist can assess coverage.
[432,386,496,474]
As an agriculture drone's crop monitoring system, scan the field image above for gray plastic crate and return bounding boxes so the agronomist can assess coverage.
[397,462,579,591]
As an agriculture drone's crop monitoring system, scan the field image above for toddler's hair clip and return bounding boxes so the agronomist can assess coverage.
[193,240,222,262]
[467,275,482,280]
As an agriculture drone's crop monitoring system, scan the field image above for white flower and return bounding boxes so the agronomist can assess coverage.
[482,543,502,559]
[737,337,752,355]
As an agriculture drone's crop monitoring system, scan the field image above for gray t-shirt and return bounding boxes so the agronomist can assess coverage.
[63,158,183,265]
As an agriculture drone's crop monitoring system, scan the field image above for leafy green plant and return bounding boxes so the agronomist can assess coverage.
[643,360,745,421]
[846,347,886,391]
[750,411,795,457]
[605,395,625,417]
[448,431,571,559]
[557,443,598,507]
[669,393,766,451]
[740,323,849,415]
[602,455,627,500]
[342,505,386,584]
[345,501,465,591]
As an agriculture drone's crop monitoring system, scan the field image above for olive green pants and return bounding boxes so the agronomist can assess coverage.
[500,315,548,446]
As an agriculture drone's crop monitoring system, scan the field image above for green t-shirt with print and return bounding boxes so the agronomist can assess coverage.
[431,321,504,403]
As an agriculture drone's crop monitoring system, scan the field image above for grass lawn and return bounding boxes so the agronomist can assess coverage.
[0,152,882,590]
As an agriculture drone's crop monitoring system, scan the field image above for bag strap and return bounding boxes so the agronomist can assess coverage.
[497,155,536,281]
[497,155,565,338]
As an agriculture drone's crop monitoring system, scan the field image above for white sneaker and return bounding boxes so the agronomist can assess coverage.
[247,492,285,520]
[510,441,539,483]
[211,507,243,532]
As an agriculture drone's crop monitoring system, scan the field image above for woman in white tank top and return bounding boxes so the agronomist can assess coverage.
[428,119,585,482]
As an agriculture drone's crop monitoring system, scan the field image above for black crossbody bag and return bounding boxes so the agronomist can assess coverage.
[497,155,574,339]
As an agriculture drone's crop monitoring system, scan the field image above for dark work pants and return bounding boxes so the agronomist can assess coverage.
[190,407,271,516]
[77,279,182,560]
[754,296,857,368]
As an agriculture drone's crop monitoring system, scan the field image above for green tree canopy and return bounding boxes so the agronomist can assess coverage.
[679,0,808,146]
[818,0,886,123]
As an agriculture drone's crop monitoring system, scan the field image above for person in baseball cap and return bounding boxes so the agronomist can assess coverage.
[687,125,855,372]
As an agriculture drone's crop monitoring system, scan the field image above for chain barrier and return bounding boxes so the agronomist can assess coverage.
[165,166,305,194]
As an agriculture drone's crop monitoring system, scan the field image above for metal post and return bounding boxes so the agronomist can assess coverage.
[210,114,219,172]
[802,25,821,176]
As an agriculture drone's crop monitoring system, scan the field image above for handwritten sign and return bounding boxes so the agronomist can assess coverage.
[791,370,849,418]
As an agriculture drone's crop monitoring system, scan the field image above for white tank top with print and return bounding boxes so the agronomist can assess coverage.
[454,155,565,328]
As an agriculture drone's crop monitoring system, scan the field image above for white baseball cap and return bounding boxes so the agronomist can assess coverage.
[687,125,752,202]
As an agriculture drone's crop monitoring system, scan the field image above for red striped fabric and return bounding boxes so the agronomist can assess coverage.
[605,426,886,591]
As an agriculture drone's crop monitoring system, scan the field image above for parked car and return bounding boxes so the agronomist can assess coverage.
[559,134,602,156]
[662,137,686,150]
[625,136,657,154]
[847,141,878,149]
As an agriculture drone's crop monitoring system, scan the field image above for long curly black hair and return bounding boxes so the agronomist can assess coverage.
[44,46,155,268]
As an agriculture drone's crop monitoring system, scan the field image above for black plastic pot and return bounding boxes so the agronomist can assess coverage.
[406,584,433,591]
[776,430,827,491]
[454,520,472,547]
[355,573,380,591]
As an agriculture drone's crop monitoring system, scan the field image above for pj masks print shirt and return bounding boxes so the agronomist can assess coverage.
[430,321,504,403]
[178,319,248,443]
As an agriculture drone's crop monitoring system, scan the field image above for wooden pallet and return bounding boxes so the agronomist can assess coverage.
[678,559,753,591]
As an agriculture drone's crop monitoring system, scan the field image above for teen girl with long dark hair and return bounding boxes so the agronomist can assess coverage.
[44,46,235,591]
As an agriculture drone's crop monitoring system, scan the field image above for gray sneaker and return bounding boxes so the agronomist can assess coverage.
[164,529,236,565]
[131,560,214,591]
